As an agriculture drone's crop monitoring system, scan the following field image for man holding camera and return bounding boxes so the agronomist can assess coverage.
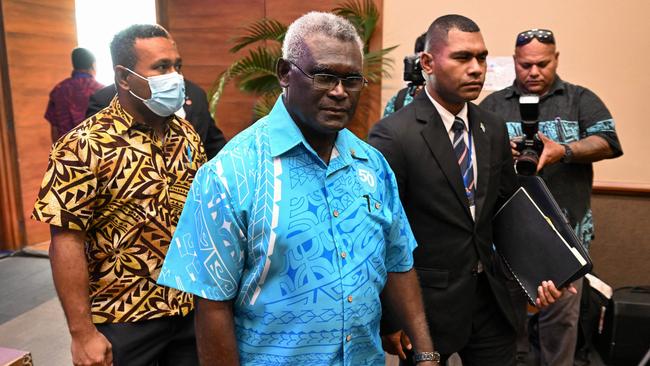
[480,29,623,366]
[369,15,567,366]
[383,33,427,117]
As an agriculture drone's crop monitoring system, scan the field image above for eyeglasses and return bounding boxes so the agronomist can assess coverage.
[288,60,367,92]
[516,29,555,47]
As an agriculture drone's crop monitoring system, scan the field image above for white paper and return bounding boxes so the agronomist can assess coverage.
[585,273,614,299]
[484,56,516,91]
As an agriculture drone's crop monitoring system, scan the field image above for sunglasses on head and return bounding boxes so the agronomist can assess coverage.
[516,29,555,47]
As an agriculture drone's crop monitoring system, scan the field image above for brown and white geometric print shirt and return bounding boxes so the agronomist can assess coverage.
[33,97,206,324]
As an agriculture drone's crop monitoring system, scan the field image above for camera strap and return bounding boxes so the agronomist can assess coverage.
[394,87,409,112]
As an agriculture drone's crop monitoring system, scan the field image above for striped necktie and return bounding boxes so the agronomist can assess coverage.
[452,116,475,207]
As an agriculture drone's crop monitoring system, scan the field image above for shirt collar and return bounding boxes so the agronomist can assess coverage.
[506,76,566,99]
[71,70,94,79]
[267,96,307,157]
[425,87,469,132]
[109,96,178,136]
[267,96,368,161]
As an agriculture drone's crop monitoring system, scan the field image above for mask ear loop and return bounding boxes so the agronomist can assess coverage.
[124,67,150,101]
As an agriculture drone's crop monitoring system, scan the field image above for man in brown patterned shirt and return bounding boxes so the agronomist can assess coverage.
[33,24,205,366]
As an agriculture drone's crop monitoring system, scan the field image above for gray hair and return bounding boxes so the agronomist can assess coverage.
[282,11,364,63]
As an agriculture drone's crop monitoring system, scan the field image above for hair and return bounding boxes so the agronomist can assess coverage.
[110,24,170,69]
[425,14,480,53]
[414,32,427,53]
[282,11,363,63]
[71,48,95,70]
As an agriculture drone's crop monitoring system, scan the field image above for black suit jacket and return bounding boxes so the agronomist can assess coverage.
[86,80,226,159]
[368,92,518,354]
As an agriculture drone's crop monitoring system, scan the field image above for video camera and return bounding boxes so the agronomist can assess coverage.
[403,54,425,87]
[514,95,544,175]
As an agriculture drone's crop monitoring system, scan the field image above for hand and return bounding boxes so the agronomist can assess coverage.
[509,137,522,158]
[536,132,565,171]
[535,280,578,308]
[70,327,113,366]
[381,329,412,360]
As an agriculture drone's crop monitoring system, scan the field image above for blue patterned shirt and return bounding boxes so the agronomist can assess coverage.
[383,85,420,117]
[158,97,417,365]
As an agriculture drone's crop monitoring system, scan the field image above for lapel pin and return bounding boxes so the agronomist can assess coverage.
[480,122,486,133]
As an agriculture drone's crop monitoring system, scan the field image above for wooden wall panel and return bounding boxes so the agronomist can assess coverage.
[164,0,384,140]
[2,0,77,245]
[164,0,265,140]
[0,3,26,250]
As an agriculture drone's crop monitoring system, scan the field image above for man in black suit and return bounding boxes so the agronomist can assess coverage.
[86,79,226,159]
[369,15,571,366]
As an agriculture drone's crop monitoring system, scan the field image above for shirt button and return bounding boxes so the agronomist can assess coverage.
[341,252,347,259]
[347,295,353,303]
[375,202,381,209]
[350,148,356,157]
[333,210,339,218]
[346,334,352,342]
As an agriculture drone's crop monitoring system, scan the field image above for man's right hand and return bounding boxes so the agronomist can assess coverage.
[381,329,412,360]
[70,328,113,366]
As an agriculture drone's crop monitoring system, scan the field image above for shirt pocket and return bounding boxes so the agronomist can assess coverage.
[357,191,390,226]
[416,267,449,289]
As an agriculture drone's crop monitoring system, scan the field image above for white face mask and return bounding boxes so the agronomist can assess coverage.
[126,68,185,117]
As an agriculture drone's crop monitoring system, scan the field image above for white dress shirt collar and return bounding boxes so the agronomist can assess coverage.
[424,87,468,132]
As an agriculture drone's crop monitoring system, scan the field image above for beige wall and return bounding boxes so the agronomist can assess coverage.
[382,0,650,187]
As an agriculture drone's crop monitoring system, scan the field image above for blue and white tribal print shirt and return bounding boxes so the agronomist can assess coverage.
[158,97,417,365]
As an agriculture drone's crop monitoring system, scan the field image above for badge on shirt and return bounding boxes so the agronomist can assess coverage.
[358,167,377,194]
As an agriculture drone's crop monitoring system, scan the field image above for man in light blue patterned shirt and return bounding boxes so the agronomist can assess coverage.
[158,12,438,366]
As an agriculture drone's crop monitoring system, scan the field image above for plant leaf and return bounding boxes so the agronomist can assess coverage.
[333,0,379,48]
[252,90,282,120]
[228,47,280,77]
[230,19,287,53]
[364,45,397,83]
[238,74,280,94]
[208,71,231,122]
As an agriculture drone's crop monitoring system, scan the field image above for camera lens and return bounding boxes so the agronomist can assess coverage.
[515,150,539,176]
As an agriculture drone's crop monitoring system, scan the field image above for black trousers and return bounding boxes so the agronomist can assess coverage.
[402,273,516,366]
[96,311,198,366]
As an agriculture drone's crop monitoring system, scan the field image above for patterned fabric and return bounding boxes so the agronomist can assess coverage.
[45,71,104,141]
[480,78,622,248]
[383,85,418,117]
[158,96,417,365]
[452,117,475,207]
[33,96,206,323]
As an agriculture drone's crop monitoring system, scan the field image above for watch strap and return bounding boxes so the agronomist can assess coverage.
[561,143,574,163]
[413,351,441,363]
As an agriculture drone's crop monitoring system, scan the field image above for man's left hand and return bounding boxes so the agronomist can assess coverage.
[381,330,412,360]
[535,280,578,308]
[536,132,565,171]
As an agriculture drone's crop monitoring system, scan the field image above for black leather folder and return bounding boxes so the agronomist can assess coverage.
[493,176,592,304]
